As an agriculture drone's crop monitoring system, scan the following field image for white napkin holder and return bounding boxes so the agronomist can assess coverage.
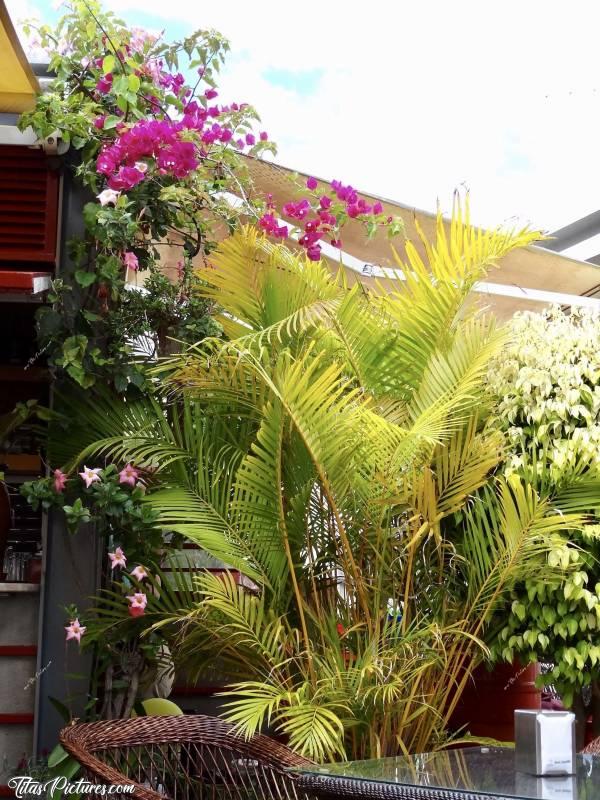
[515,710,576,776]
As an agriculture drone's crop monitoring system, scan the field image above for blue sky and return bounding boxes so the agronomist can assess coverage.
[9,0,600,255]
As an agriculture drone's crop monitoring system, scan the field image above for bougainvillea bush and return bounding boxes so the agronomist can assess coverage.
[21,0,273,389]
[21,0,401,391]
[486,307,600,737]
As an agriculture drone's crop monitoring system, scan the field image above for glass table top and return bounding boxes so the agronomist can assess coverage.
[295,747,600,799]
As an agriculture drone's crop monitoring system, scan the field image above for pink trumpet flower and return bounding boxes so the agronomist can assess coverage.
[119,463,140,486]
[79,466,102,487]
[108,546,127,570]
[65,618,86,643]
[131,565,148,581]
[53,469,67,493]
[127,591,147,608]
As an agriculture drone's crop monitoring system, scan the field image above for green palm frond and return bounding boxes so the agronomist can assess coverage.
[145,488,267,585]
[219,682,295,737]
[49,386,171,470]
[461,476,584,615]
[276,700,347,762]
[190,571,289,672]
[371,197,538,391]
[554,477,600,514]
[200,226,341,334]
[221,681,347,762]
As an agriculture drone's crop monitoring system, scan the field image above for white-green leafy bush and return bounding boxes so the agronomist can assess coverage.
[487,307,600,710]
[488,306,600,479]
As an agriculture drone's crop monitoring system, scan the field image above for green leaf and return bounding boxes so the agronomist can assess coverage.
[82,310,102,323]
[49,755,80,782]
[567,618,579,637]
[74,270,96,288]
[66,365,95,389]
[103,115,121,130]
[103,54,115,74]
[128,74,140,93]
[47,744,69,768]
[48,695,72,723]
[114,373,128,393]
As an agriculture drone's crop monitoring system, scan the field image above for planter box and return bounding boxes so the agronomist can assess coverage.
[450,661,541,742]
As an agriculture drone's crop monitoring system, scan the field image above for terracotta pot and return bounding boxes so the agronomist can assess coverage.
[450,661,541,742]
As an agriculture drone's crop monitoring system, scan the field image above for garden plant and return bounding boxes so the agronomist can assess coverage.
[486,307,600,742]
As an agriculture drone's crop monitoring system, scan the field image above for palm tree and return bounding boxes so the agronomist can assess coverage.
[64,201,582,760]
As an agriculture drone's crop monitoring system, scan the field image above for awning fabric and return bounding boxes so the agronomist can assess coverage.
[0,0,39,113]
[243,158,600,320]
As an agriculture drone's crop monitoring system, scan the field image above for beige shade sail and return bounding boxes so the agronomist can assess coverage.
[242,158,600,320]
[0,0,39,113]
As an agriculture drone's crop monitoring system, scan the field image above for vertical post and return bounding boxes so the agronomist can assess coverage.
[35,516,102,753]
[34,154,102,753]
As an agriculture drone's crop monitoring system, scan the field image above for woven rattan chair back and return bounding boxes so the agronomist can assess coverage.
[60,714,314,800]
[582,736,600,755]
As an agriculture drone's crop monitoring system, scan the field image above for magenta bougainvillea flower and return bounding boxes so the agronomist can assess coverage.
[258,212,288,239]
[119,462,140,485]
[65,618,86,643]
[306,244,322,262]
[108,546,127,570]
[283,199,311,220]
[53,468,67,493]
[79,466,102,487]
[157,140,198,177]
[131,565,148,581]
[108,165,146,191]
[122,252,139,272]
[269,177,397,261]
[95,72,113,94]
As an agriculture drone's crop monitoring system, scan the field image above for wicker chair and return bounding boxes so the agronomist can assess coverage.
[60,714,315,800]
[582,736,600,755]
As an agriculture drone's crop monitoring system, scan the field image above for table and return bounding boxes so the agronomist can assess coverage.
[293,746,600,800]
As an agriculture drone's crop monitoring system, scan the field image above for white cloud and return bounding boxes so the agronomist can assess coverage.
[7,0,600,233]
[5,0,40,24]
[5,0,51,59]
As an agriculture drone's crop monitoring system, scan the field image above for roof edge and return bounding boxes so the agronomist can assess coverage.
[0,0,40,96]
